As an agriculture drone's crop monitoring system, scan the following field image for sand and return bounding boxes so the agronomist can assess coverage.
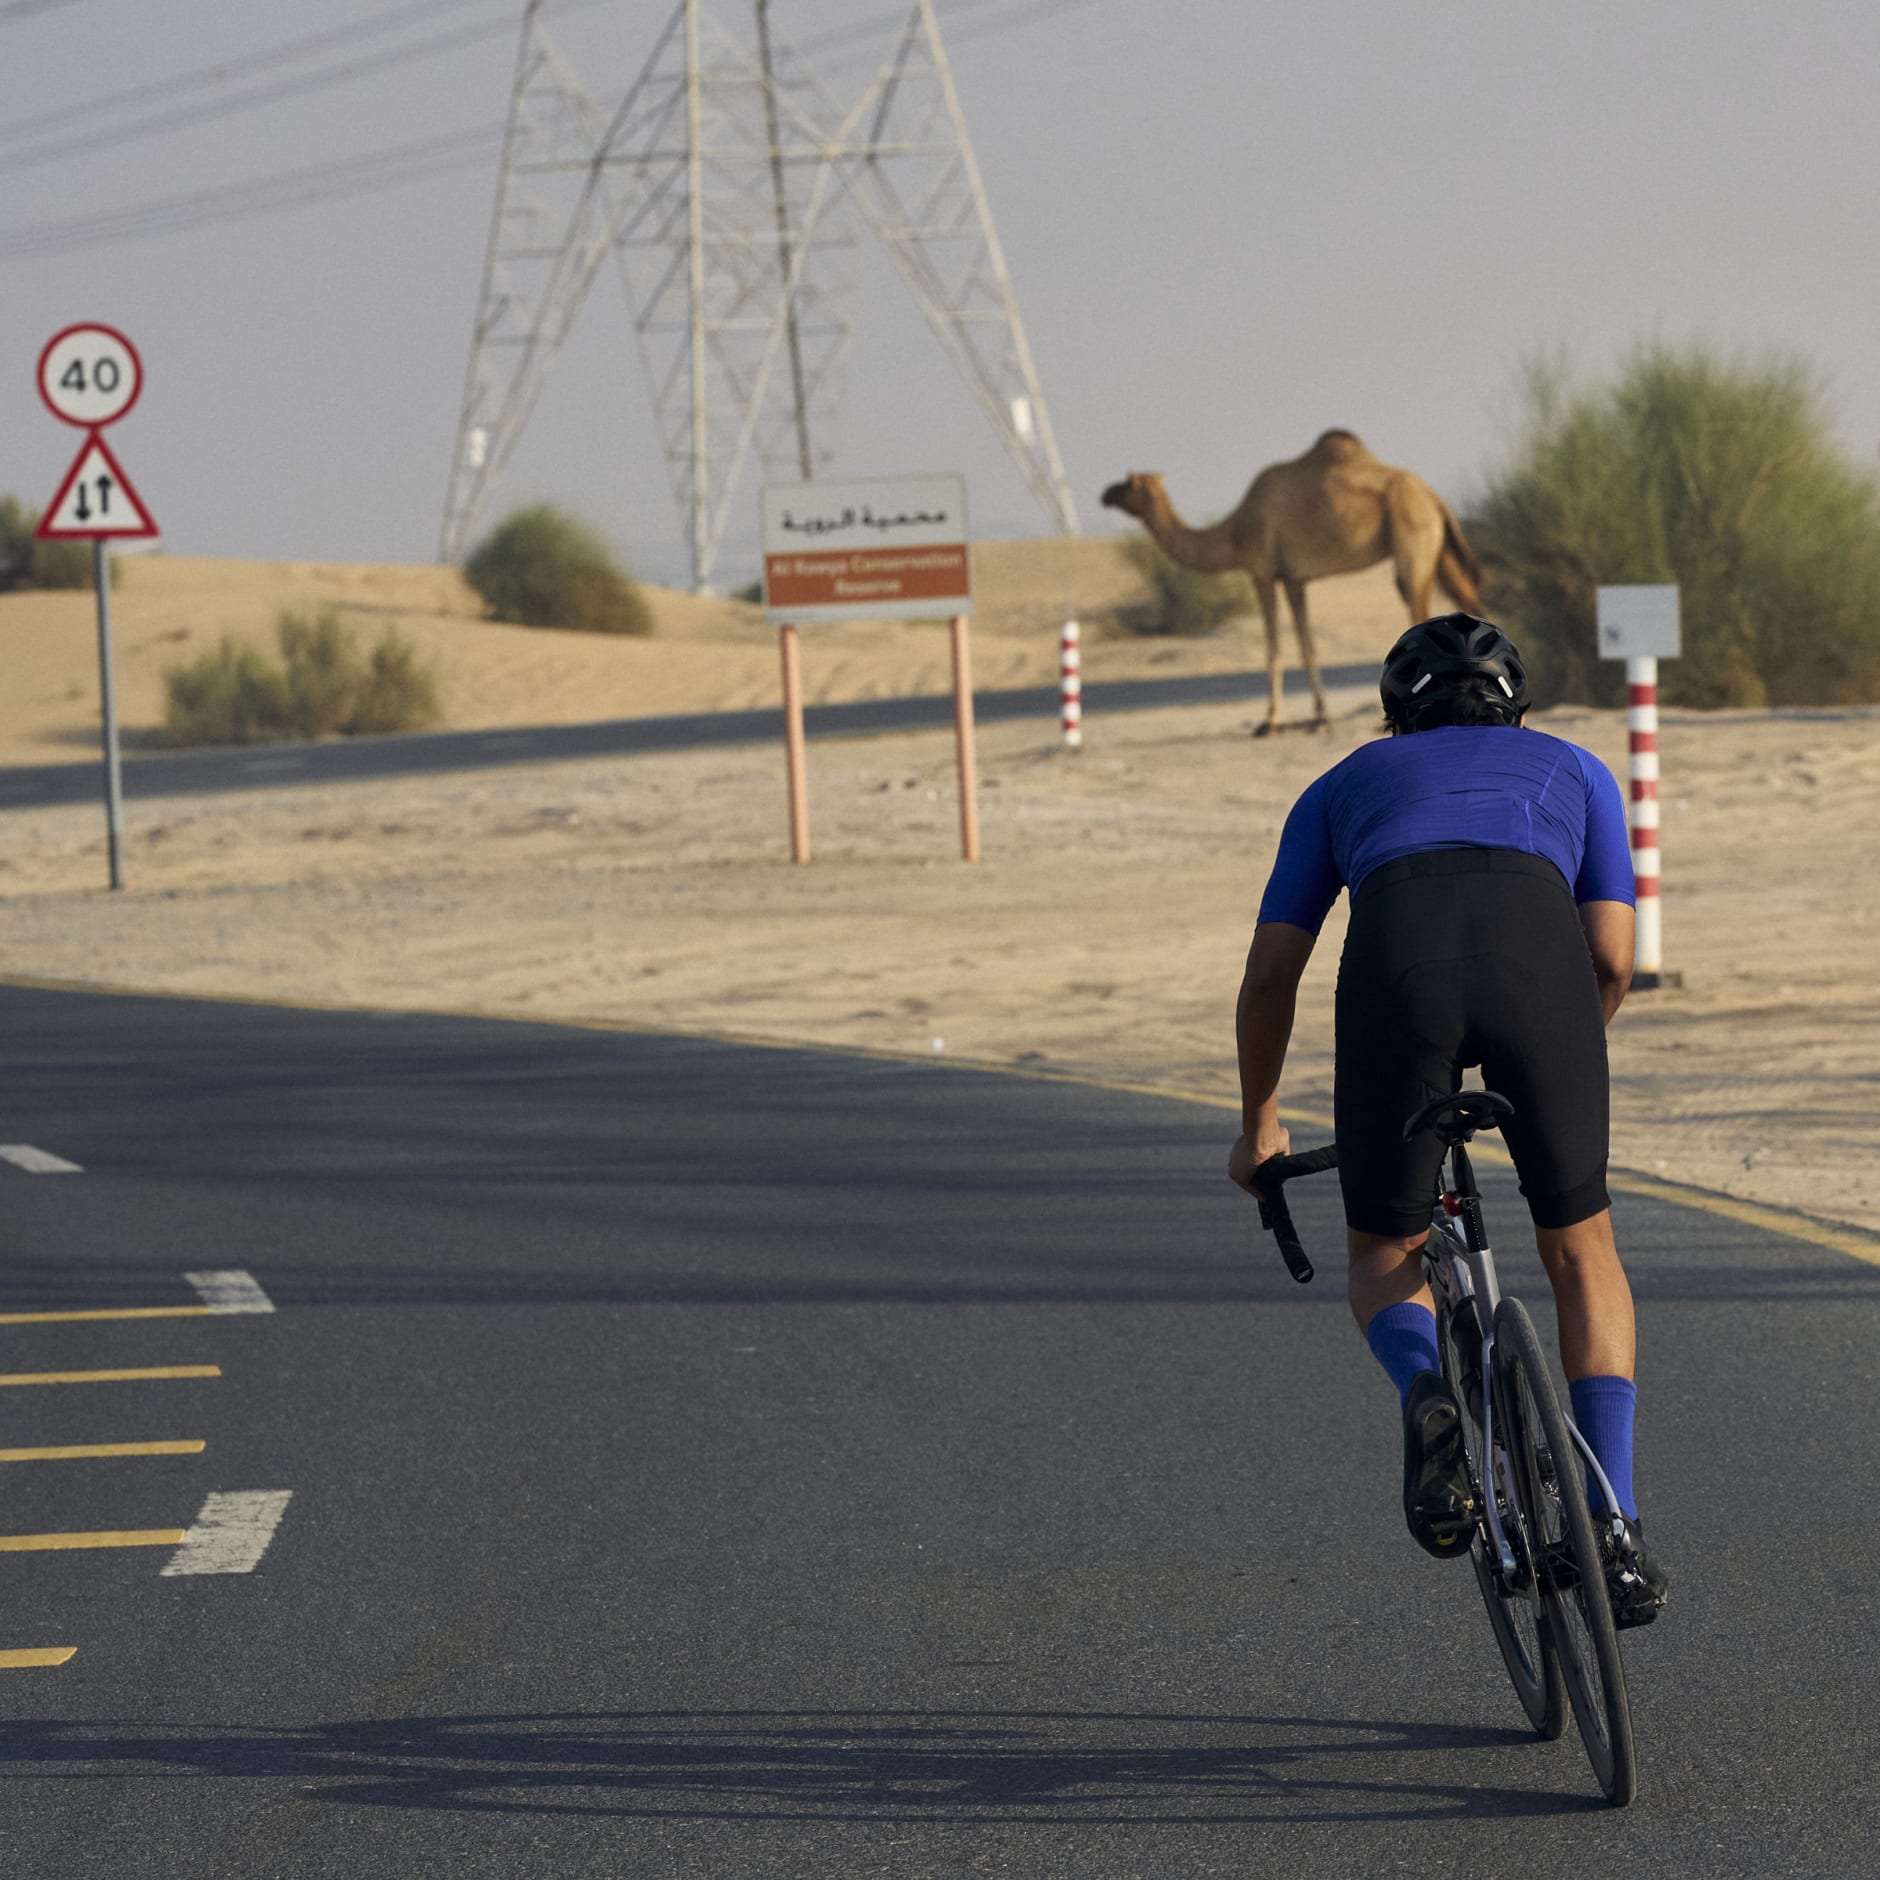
[0,542,1396,768]
[1,548,1873,1241]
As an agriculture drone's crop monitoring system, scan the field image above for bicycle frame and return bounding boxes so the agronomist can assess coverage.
[1423,1137,1625,1579]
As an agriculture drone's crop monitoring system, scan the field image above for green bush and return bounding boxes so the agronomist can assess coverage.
[0,494,114,592]
[463,503,652,635]
[1113,535,1255,636]
[164,610,441,747]
[1469,347,1880,709]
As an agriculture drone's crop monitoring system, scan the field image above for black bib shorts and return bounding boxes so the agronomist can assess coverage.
[1334,848,1612,1238]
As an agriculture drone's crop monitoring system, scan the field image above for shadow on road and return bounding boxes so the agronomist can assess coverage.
[0,1707,1601,1824]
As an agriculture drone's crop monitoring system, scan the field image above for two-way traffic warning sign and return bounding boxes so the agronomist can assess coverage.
[38,432,156,539]
[34,322,157,542]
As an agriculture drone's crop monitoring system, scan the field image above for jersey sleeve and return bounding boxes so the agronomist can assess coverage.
[1571,748,1636,905]
[1257,774,1344,932]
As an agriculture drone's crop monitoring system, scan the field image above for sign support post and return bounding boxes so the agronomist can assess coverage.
[949,613,980,862]
[779,624,810,864]
[1596,585,1681,990]
[93,539,126,890]
[33,323,156,894]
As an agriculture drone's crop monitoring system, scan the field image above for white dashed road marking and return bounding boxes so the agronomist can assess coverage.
[161,1491,293,1576]
[182,1270,276,1315]
[0,1145,82,1174]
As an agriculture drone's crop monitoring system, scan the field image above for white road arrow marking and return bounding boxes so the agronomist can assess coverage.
[0,1145,82,1174]
[161,1490,293,1576]
[182,1270,276,1315]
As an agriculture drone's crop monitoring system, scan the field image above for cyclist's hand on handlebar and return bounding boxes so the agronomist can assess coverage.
[1227,1122,1291,1191]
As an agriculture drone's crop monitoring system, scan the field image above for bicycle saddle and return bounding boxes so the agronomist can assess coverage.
[1401,1089,1515,1146]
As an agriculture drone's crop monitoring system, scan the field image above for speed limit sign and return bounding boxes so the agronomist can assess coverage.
[37,323,143,429]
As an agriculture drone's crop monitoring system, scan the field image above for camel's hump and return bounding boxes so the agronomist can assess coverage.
[1307,428,1373,462]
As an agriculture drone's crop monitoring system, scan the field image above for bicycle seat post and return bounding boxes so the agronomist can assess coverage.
[1447,1141,1489,1254]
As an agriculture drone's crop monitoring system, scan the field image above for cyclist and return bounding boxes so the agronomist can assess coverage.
[1228,613,1668,1626]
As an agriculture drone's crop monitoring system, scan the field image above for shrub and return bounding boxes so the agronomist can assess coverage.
[0,494,114,591]
[164,610,441,747]
[463,503,652,634]
[1469,347,1880,709]
[1113,535,1255,637]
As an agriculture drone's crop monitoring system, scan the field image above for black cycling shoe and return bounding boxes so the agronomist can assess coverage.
[1597,1513,1670,1629]
[1402,1371,1476,1559]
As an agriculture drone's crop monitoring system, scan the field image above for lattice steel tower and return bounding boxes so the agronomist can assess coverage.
[440,0,1080,589]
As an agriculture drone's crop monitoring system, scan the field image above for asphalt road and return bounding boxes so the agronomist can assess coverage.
[0,661,1376,810]
[0,984,1874,1876]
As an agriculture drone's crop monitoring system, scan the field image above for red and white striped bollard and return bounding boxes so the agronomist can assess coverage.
[1627,655,1667,987]
[1060,619,1082,750]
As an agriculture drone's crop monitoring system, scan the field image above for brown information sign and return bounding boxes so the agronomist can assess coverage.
[760,475,969,622]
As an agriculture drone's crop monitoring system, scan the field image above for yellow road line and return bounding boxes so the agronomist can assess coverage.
[0,1647,76,1669]
[0,1366,220,1388]
[0,1440,205,1462]
[0,1304,212,1326]
[5,971,1876,1270]
[0,1529,186,1552]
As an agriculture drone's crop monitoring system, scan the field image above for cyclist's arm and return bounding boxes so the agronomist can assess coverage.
[1230,921,1317,1182]
[1579,900,1633,1023]
[1230,776,1339,1186]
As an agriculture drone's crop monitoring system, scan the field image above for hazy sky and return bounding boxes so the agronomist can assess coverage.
[5,1,1879,592]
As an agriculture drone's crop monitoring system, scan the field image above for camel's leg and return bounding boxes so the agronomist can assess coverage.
[1251,573,1284,734]
[1388,487,1444,626]
[1283,576,1329,728]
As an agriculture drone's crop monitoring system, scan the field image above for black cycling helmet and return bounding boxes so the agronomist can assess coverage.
[1379,612,1531,732]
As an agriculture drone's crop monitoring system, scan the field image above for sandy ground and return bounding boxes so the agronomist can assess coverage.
[0,540,1397,768]
[0,643,1874,1237]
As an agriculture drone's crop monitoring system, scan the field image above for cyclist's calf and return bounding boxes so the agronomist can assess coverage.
[1533,1209,1636,1381]
[1346,1225,1437,1329]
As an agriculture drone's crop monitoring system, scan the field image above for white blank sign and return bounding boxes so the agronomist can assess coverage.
[1597,584,1681,660]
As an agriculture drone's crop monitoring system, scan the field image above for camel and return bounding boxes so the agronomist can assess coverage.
[1100,430,1483,733]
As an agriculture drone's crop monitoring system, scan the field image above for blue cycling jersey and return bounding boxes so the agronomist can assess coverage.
[1257,726,1635,934]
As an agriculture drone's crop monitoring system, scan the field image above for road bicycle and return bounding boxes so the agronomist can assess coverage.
[1251,1089,1641,1807]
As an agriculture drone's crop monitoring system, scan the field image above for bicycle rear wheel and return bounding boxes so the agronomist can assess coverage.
[1494,1298,1638,1806]
[1437,1295,1562,1738]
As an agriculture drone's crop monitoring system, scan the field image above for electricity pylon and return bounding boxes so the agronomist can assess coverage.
[440,0,1079,590]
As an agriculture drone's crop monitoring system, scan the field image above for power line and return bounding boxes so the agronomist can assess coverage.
[0,0,1115,264]
[0,0,487,144]
[0,0,91,25]
[0,124,502,262]
[0,2,607,177]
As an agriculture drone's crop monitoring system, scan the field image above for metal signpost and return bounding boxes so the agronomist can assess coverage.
[1597,584,1681,989]
[34,324,158,892]
[759,474,978,863]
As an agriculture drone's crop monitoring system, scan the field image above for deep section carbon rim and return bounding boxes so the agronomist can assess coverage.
[1496,1298,1638,1806]
[1438,1295,1561,1738]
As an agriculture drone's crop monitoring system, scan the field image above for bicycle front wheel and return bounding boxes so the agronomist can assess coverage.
[1494,1298,1638,1807]
[1437,1295,1562,1739]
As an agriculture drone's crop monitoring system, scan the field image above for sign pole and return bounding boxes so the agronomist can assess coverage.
[93,539,126,891]
[950,612,981,863]
[1597,584,1680,991]
[779,623,810,864]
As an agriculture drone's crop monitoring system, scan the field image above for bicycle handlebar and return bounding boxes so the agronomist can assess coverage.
[1248,1144,1340,1284]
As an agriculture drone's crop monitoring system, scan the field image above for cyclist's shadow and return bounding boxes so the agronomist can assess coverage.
[0,1707,1607,1823]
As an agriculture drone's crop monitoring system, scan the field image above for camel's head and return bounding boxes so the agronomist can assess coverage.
[1099,471,1163,521]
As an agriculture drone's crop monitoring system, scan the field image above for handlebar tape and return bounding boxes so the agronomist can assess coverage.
[1249,1145,1340,1286]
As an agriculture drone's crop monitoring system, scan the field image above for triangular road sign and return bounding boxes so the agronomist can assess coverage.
[37,431,157,539]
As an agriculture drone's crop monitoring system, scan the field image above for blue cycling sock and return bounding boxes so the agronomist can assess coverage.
[1568,1374,1638,1520]
[1365,1301,1441,1406]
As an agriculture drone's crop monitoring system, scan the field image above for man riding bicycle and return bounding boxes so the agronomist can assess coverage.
[1228,613,1669,1626]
